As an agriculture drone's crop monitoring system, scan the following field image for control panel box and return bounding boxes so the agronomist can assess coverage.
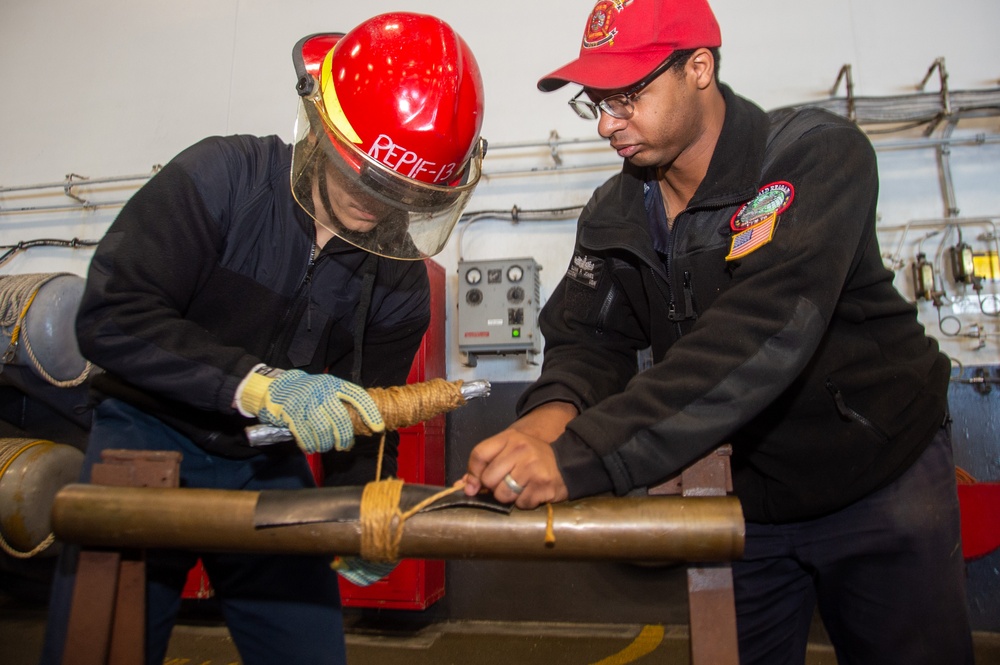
[457,257,541,366]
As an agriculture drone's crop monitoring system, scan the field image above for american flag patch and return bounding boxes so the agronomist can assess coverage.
[725,213,777,260]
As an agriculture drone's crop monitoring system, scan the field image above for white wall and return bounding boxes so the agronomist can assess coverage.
[2,0,999,384]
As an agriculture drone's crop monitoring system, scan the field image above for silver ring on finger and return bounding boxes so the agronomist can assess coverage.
[503,473,525,495]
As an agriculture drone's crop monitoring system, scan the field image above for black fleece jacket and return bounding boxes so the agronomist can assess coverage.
[75,134,430,461]
[520,85,949,523]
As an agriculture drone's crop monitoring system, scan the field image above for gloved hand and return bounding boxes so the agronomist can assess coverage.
[238,367,384,453]
[332,556,398,587]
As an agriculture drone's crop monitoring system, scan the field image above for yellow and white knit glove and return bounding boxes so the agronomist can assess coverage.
[237,367,384,453]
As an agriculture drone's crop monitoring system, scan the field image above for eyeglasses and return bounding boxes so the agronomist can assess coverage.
[568,57,676,121]
[568,83,647,121]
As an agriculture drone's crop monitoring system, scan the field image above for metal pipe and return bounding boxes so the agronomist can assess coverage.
[487,136,608,152]
[935,117,961,218]
[51,484,745,563]
[886,216,1000,272]
[0,171,160,194]
[873,133,1000,151]
[3,133,996,214]
[0,201,133,214]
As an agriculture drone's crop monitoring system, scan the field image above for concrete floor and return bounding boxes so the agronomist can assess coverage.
[0,603,803,665]
[3,591,1000,665]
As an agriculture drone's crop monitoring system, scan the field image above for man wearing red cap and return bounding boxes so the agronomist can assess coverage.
[464,1,974,663]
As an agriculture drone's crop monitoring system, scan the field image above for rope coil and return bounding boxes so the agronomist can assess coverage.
[356,410,465,562]
[0,273,94,388]
[358,478,462,562]
[359,477,405,562]
[350,378,467,435]
[0,438,57,558]
[345,377,556,564]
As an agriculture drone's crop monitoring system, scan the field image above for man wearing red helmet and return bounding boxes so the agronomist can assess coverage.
[463,1,973,663]
[40,12,484,665]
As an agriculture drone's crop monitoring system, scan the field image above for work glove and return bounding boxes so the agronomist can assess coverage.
[237,367,384,453]
[332,556,398,587]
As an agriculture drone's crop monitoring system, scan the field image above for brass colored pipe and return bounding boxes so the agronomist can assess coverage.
[51,484,743,562]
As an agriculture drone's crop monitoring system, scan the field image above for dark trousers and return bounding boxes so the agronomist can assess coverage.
[40,399,347,665]
[733,426,974,665]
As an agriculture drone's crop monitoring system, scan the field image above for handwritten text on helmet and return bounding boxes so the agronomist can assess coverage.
[369,134,458,184]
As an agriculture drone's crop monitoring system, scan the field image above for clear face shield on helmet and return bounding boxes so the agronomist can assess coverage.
[291,90,485,261]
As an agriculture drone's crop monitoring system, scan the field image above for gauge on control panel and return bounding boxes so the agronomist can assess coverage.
[465,267,482,285]
[507,265,524,282]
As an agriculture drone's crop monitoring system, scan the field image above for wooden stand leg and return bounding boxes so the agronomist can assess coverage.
[687,564,739,665]
[107,557,147,665]
[62,450,181,665]
[650,446,740,665]
[62,551,121,665]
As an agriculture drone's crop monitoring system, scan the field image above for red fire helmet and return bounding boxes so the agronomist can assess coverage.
[290,13,487,259]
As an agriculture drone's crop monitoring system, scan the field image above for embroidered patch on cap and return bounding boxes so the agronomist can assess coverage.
[730,181,794,231]
[566,253,604,289]
[583,1,632,49]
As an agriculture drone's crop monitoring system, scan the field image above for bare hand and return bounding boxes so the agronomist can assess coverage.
[462,402,576,509]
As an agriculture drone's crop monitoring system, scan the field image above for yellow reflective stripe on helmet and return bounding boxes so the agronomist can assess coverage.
[320,48,362,145]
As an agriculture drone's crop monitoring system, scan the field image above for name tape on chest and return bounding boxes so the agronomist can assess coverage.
[726,181,794,261]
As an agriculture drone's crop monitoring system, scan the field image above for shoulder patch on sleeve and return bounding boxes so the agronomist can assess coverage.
[731,181,794,231]
[566,253,604,289]
[726,181,794,261]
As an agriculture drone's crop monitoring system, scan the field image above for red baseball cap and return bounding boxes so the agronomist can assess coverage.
[538,0,722,92]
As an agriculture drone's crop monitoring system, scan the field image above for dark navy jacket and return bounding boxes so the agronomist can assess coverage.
[520,85,949,523]
[76,135,430,460]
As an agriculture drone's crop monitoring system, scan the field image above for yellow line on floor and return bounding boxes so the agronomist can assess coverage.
[588,624,665,665]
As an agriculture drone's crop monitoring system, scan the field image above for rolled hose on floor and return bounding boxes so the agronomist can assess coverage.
[0,273,94,387]
[0,438,83,558]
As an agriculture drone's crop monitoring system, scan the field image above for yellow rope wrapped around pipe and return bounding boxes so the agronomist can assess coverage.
[245,378,485,447]
[351,378,467,436]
